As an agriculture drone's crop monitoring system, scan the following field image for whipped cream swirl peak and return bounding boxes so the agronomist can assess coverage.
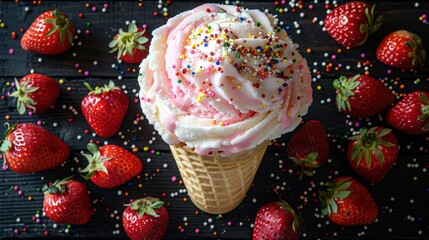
[138,4,313,155]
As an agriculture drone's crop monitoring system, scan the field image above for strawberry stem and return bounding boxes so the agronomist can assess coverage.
[299,164,305,181]
[42,176,74,195]
[349,127,395,169]
[79,143,112,179]
[84,81,120,94]
[44,9,74,46]
[125,197,164,218]
[0,123,18,166]
[9,78,39,115]
[365,4,383,35]
[83,82,94,92]
[405,32,426,68]
[319,178,352,216]
[108,22,148,60]
[357,4,383,46]
[418,93,429,131]
[333,75,360,112]
[361,131,377,148]
[290,151,321,180]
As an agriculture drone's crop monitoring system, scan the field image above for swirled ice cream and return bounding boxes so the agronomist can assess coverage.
[138,4,312,155]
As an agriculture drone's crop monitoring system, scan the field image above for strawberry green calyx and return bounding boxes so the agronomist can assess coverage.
[319,178,352,215]
[277,201,301,233]
[405,32,426,68]
[349,127,395,168]
[84,81,120,95]
[10,78,39,114]
[0,123,18,165]
[333,75,360,112]
[0,122,16,151]
[79,143,112,179]
[108,22,148,60]
[125,197,165,218]
[358,4,383,46]
[42,176,74,195]
[289,151,320,180]
[418,93,429,131]
[44,9,74,46]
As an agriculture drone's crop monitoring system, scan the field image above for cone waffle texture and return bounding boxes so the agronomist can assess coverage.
[170,141,269,214]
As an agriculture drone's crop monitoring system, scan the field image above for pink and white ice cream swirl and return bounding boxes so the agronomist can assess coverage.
[138,4,312,155]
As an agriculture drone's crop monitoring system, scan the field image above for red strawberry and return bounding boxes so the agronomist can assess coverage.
[80,143,142,188]
[386,91,429,134]
[122,197,169,240]
[10,73,60,115]
[287,120,329,180]
[324,1,383,48]
[319,176,378,226]
[21,9,75,55]
[109,22,150,63]
[348,127,399,183]
[376,30,426,70]
[81,81,129,138]
[0,123,70,174]
[252,201,301,240]
[333,74,394,118]
[43,176,92,225]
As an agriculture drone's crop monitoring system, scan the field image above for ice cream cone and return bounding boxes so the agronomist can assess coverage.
[138,3,312,214]
[169,141,270,214]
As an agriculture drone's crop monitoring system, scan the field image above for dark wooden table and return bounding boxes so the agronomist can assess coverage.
[1,1,428,239]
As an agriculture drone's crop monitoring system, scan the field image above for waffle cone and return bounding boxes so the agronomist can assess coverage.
[169,141,269,214]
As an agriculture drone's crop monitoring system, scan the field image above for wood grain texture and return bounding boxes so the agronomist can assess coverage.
[1,1,428,239]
